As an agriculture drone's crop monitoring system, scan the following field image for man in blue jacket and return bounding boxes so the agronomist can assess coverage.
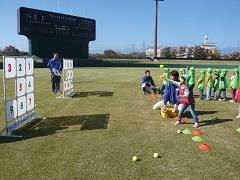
[47,53,63,94]
[153,70,179,110]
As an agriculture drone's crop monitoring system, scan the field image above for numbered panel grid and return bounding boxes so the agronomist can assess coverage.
[3,57,35,134]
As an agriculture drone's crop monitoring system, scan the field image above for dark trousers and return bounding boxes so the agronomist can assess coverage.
[230,88,237,101]
[177,103,199,123]
[161,84,165,96]
[51,73,61,93]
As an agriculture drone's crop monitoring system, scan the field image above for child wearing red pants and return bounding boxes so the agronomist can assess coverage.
[236,87,240,118]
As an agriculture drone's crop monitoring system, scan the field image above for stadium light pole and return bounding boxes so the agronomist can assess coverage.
[154,0,164,60]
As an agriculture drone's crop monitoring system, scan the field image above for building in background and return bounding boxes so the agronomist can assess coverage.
[199,35,217,53]
[145,47,163,59]
[145,36,217,59]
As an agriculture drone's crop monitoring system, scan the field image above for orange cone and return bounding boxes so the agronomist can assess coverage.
[199,144,211,151]
[193,129,202,136]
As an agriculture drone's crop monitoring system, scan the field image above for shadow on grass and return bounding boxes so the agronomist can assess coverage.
[73,91,114,98]
[0,113,110,144]
[183,111,218,118]
[200,118,233,127]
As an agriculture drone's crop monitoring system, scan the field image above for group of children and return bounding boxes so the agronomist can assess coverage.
[141,66,240,128]
[197,68,240,102]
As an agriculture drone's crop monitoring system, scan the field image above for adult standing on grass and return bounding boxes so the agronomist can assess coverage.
[153,70,180,110]
[47,52,62,94]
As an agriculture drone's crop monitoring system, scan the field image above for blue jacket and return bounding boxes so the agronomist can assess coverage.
[47,58,62,75]
[163,82,179,105]
[142,75,156,87]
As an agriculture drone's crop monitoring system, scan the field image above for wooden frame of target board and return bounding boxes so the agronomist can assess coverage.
[1,56,36,136]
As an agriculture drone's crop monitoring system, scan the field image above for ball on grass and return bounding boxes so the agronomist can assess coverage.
[43,117,47,120]
[34,104,37,107]
[177,130,181,134]
[132,156,138,162]
[160,64,164,68]
[153,153,159,158]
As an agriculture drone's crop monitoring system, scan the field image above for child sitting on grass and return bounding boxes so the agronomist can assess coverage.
[165,76,199,128]
[141,70,156,95]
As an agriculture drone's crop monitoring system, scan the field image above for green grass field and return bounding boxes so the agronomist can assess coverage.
[0,64,240,179]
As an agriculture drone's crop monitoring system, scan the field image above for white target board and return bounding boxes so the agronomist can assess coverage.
[6,99,17,122]
[69,70,73,79]
[26,76,34,93]
[16,77,26,97]
[26,58,34,75]
[26,93,34,111]
[2,56,35,135]
[61,59,74,98]
[16,58,26,77]
[17,96,27,116]
[4,57,16,79]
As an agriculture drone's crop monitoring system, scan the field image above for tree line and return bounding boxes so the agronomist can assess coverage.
[1,45,239,61]
[0,46,28,56]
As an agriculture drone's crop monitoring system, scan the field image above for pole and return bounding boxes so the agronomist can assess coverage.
[154,0,164,60]
[3,56,8,135]
[154,0,158,59]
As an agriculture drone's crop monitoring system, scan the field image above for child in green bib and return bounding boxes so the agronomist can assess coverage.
[197,70,205,100]
[217,69,228,101]
[205,68,213,100]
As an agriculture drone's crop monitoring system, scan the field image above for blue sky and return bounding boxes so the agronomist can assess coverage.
[0,0,239,53]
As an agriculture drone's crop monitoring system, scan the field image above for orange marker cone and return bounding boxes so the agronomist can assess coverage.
[199,144,211,151]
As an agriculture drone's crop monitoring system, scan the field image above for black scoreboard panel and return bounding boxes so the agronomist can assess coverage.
[17,7,96,40]
[17,7,96,59]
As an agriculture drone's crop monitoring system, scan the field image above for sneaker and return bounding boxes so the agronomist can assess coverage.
[174,121,181,126]
[204,98,210,101]
[229,100,234,103]
[218,98,222,101]
[236,115,240,119]
[193,123,199,128]
[56,91,61,95]
[222,98,226,101]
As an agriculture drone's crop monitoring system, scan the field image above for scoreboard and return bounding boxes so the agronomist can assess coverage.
[17,7,96,58]
[17,7,96,40]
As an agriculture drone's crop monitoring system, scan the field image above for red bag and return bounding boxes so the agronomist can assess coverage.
[235,88,240,102]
